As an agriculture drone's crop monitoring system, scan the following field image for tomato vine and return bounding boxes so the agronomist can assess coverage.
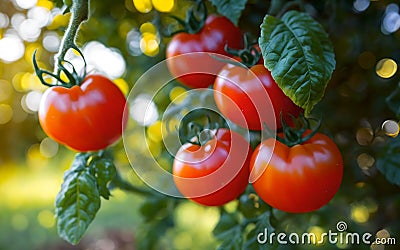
[28,0,400,249]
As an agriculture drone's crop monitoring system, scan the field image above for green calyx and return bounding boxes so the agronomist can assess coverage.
[178,109,227,146]
[181,116,220,146]
[33,46,87,88]
[165,0,208,36]
[224,33,261,68]
[275,114,321,147]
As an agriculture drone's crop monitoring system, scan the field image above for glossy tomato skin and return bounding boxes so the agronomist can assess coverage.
[166,15,242,88]
[39,75,128,152]
[250,131,343,213]
[173,128,251,206]
[214,64,303,130]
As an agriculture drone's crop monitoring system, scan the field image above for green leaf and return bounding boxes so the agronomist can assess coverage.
[209,0,247,26]
[55,156,101,245]
[92,159,116,200]
[244,212,275,250]
[259,10,336,114]
[137,197,177,250]
[140,198,168,222]
[376,137,400,187]
[213,212,242,250]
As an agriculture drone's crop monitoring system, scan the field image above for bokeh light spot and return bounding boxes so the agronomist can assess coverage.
[356,127,374,145]
[0,104,13,124]
[353,0,370,13]
[140,22,157,34]
[376,229,391,240]
[376,58,397,78]
[140,33,159,57]
[382,4,400,34]
[40,137,59,158]
[25,90,43,112]
[37,210,55,229]
[307,226,325,245]
[351,205,370,223]
[28,7,51,28]
[152,0,175,12]
[147,120,163,142]
[382,119,399,137]
[14,0,38,10]
[42,31,60,52]
[83,41,126,78]
[0,80,13,102]
[357,153,375,169]
[133,0,153,13]
[0,12,10,28]
[127,29,142,56]
[36,0,54,10]
[130,94,159,126]
[370,242,385,250]
[0,35,25,63]
[47,13,70,30]
[169,86,187,104]
[113,78,129,96]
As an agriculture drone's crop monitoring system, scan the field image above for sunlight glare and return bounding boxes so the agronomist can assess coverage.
[0,35,25,62]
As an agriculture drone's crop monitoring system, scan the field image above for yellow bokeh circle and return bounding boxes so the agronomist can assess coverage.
[376,58,397,78]
[152,0,175,12]
[133,0,153,13]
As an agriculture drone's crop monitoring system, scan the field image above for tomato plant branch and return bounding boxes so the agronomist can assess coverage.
[54,0,89,74]
[109,171,159,197]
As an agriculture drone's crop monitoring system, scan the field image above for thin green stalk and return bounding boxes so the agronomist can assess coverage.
[54,0,89,74]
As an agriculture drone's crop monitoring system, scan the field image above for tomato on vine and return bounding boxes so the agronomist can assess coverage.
[173,128,251,206]
[166,1,242,88]
[33,51,127,152]
[213,36,302,130]
[249,118,343,213]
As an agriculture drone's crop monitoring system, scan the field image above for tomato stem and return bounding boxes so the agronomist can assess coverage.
[32,48,86,88]
[33,0,89,88]
[164,0,207,36]
[178,110,226,146]
[54,0,89,75]
[224,33,261,68]
[277,114,321,147]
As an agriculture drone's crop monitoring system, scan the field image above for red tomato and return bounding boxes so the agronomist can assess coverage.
[166,15,242,88]
[173,128,251,206]
[38,75,128,152]
[214,64,303,130]
[249,131,343,213]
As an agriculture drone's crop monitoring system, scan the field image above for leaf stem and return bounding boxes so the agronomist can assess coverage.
[54,0,89,75]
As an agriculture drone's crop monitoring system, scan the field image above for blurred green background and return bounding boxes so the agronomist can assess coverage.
[1,0,400,249]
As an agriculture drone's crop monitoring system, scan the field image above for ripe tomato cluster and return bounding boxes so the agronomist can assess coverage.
[168,10,343,212]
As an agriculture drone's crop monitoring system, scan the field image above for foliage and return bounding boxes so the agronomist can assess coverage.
[55,152,116,244]
[376,137,400,186]
[210,0,248,25]
[259,10,335,114]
